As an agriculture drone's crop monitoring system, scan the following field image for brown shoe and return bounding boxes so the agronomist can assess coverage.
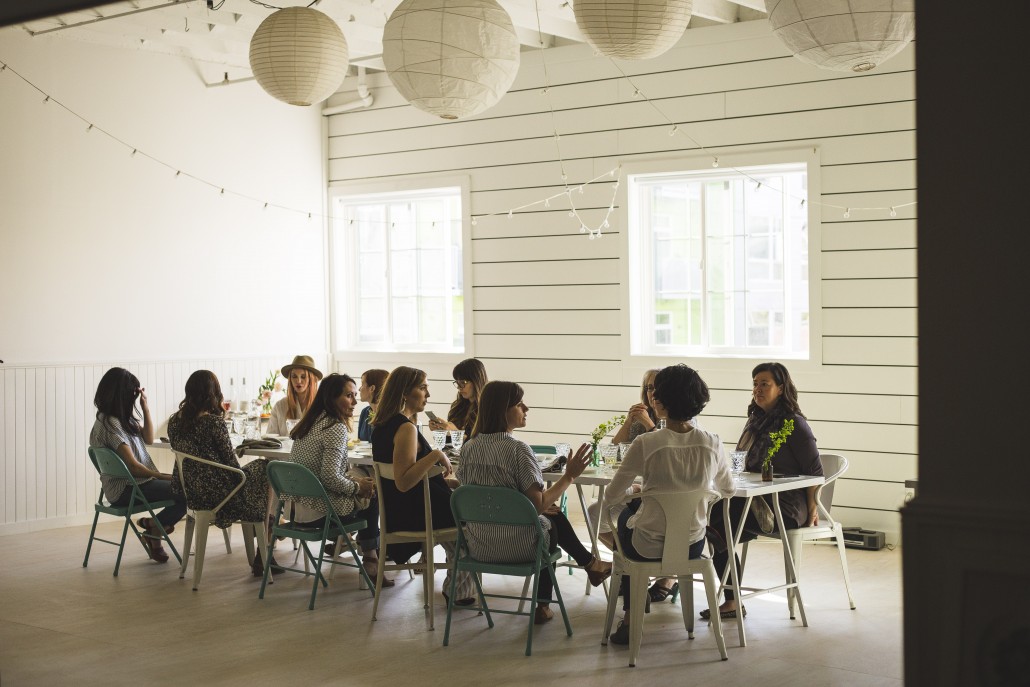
[534,605,554,625]
[585,557,612,587]
[138,518,170,563]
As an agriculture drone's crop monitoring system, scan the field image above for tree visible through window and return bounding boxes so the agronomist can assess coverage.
[628,163,809,358]
[333,187,464,352]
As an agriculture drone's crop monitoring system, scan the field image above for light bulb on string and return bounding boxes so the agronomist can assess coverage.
[43,96,50,103]
[131,149,137,157]
[632,89,641,98]
[86,124,93,132]
[609,169,616,177]
[890,207,898,217]
[578,186,584,194]
[544,198,550,207]
[264,203,269,211]
[844,208,851,219]
[669,125,678,136]
[712,157,719,168]
[220,188,225,195]
[554,132,560,141]
[308,213,312,220]
[541,87,549,95]
[561,173,568,181]
[568,211,576,218]
[588,232,596,240]
[175,170,181,178]
[471,217,478,226]
[507,210,513,219]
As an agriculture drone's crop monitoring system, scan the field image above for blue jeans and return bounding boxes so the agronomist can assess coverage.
[617,499,705,612]
[111,478,187,531]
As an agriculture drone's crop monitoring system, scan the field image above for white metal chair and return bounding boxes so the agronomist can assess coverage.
[371,462,457,630]
[740,452,856,617]
[173,451,269,591]
[601,489,729,667]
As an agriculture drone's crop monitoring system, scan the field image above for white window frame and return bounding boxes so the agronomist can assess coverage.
[620,148,822,365]
[328,175,473,361]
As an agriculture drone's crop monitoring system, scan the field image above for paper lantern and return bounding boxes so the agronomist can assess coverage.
[249,7,349,106]
[383,0,521,120]
[767,0,915,73]
[573,0,693,60]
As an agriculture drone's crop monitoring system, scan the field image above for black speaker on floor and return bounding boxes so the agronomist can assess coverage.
[841,527,886,550]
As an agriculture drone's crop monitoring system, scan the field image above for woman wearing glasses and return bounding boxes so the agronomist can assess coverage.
[428,358,488,440]
[611,369,661,444]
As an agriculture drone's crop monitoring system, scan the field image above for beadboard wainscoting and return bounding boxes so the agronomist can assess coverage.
[327,21,917,542]
[0,355,328,534]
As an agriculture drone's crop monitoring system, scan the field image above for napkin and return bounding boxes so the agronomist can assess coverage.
[235,437,283,459]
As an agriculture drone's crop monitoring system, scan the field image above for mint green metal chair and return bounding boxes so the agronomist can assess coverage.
[83,446,181,575]
[259,461,374,610]
[444,485,572,656]
[530,444,571,575]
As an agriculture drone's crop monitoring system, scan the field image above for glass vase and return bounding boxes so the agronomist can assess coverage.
[761,461,774,482]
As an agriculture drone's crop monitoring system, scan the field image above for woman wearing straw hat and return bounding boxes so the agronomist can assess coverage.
[267,355,323,436]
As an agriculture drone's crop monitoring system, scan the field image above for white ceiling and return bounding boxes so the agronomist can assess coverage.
[17,0,768,82]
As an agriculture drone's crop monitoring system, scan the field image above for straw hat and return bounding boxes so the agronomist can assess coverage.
[281,355,323,380]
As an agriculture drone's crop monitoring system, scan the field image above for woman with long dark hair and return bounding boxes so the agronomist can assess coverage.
[457,381,611,624]
[370,366,475,603]
[286,373,387,583]
[428,358,488,439]
[168,370,277,576]
[89,367,187,563]
[703,362,823,620]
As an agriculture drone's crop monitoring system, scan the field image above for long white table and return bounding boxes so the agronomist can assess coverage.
[720,472,825,647]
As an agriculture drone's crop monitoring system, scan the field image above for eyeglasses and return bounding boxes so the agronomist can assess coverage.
[453,380,468,389]
[644,384,655,392]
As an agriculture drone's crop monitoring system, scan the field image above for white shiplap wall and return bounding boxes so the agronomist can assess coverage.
[0,355,327,535]
[326,21,917,540]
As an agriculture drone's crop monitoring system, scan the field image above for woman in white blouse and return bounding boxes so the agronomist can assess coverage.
[601,364,735,646]
[267,355,321,436]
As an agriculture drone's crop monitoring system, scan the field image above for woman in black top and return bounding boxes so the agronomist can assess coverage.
[428,357,487,439]
[370,366,474,603]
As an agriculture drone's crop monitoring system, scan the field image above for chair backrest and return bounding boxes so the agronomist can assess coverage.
[529,444,556,457]
[89,446,133,481]
[174,451,246,513]
[267,460,330,503]
[450,485,548,560]
[644,489,721,571]
[815,452,848,524]
[372,461,445,535]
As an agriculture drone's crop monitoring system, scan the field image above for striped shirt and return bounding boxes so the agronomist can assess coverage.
[455,432,550,563]
[89,415,156,502]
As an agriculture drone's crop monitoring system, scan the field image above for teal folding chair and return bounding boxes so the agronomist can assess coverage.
[259,461,375,610]
[83,446,182,575]
[444,485,572,656]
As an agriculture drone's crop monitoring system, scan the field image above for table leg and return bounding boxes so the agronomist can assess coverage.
[722,497,748,647]
[575,482,608,598]
[772,495,808,626]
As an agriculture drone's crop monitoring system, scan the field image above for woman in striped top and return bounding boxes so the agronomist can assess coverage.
[456,381,612,625]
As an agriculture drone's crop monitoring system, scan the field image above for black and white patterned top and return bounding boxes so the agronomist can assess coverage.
[286,414,361,519]
[89,415,156,502]
[454,432,550,564]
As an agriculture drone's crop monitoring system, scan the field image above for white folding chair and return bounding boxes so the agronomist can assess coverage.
[601,489,729,667]
[740,452,856,616]
[174,451,269,591]
[371,462,457,630]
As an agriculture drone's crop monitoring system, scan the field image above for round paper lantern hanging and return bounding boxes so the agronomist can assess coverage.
[767,0,915,73]
[573,0,693,60]
[383,0,521,120]
[249,7,349,106]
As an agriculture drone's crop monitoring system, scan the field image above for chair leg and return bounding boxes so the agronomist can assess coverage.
[526,569,544,656]
[224,526,234,555]
[701,563,728,661]
[833,524,857,609]
[113,515,134,577]
[82,511,101,568]
[372,542,386,621]
[308,543,325,610]
[191,512,212,591]
[255,527,270,589]
[517,576,531,614]
[602,570,622,644]
[329,535,344,582]
[628,572,648,667]
[179,514,196,580]
[787,531,802,619]
[443,562,460,647]
[678,574,695,638]
[425,542,436,630]
[549,564,573,638]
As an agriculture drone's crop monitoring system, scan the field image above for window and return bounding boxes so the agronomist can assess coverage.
[332,187,464,353]
[628,162,810,358]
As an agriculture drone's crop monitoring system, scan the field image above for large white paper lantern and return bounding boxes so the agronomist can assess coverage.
[767,0,915,73]
[383,0,521,120]
[249,7,349,106]
[573,0,693,60]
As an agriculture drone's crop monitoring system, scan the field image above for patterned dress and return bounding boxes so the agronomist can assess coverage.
[168,413,270,528]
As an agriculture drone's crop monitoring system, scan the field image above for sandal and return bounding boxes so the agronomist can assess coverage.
[648,580,679,603]
[138,517,174,537]
[585,556,613,587]
[362,559,394,587]
[137,518,170,563]
[700,606,746,620]
[534,605,554,625]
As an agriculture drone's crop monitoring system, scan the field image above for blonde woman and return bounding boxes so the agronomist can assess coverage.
[370,366,475,604]
[267,355,321,436]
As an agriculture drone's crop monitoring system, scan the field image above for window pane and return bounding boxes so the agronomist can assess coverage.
[419,296,446,343]
[358,298,385,343]
[392,297,417,343]
[357,252,385,297]
[391,250,417,296]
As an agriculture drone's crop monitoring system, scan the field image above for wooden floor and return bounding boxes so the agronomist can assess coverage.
[0,520,902,686]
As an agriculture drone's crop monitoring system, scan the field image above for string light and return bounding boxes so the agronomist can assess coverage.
[890,207,897,217]
[507,210,513,219]
[43,95,50,103]
[175,170,181,177]
[668,125,678,136]
[471,217,477,226]
[86,124,93,132]
[712,157,719,168]
[844,208,851,219]
[130,148,137,157]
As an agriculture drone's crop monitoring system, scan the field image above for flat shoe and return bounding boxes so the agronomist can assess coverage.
[700,606,746,620]
[534,606,554,625]
[443,592,476,606]
[362,560,395,588]
[608,621,630,645]
[585,557,612,587]
[140,536,169,564]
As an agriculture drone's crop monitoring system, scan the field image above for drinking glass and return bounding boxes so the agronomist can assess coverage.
[601,444,620,474]
[555,443,571,459]
[285,418,298,436]
[432,429,448,451]
[232,413,247,435]
[244,419,259,440]
[657,419,667,430]
[730,451,747,477]
[618,442,632,461]
[450,430,465,453]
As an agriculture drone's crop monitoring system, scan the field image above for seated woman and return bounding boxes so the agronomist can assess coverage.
[168,370,278,576]
[89,367,186,563]
[357,368,389,442]
[703,361,823,620]
[456,381,612,624]
[286,373,388,585]
[370,366,475,604]
[266,355,321,436]
[428,357,488,439]
[602,364,735,645]
[611,368,661,444]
